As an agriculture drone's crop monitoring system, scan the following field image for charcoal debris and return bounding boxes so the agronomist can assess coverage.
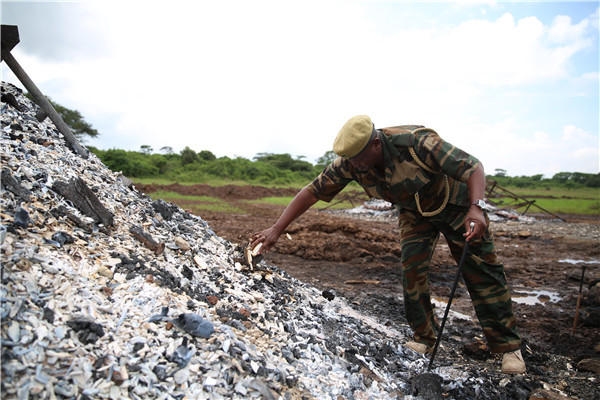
[411,372,444,400]
[49,204,92,232]
[1,91,21,110]
[129,223,165,255]
[172,313,215,338]
[1,167,31,201]
[12,206,30,228]
[52,177,114,227]
[67,316,105,344]
[51,231,74,246]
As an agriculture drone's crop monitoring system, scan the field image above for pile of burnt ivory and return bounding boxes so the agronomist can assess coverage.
[1,81,510,399]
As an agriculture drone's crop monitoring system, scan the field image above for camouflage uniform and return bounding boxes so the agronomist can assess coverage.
[306,125,521,353]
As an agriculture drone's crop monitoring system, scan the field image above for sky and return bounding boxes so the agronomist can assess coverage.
[1,0,598,178]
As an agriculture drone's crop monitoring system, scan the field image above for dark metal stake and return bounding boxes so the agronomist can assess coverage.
[571,265,587,334]
[427,221,474,371]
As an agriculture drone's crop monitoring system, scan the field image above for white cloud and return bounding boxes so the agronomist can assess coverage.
[424,13,588,86]
[561,125,596,143]
[548,14,590,44]
[532,131,551,148]
[1,1,597,177]
[444,120,598,178]
[589,6,600,31]
[1,2,109,61]
[581,71,599,81]
[569,146,598,159]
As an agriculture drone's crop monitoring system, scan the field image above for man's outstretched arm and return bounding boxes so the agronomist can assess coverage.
[250,187,319,254]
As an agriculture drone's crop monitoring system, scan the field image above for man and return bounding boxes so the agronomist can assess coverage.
[251,115,526,374]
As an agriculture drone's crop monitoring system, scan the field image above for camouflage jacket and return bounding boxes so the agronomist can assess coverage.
[305,125,480,214]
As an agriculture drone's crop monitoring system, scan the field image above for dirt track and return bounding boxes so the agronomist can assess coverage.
[137,182,600,396]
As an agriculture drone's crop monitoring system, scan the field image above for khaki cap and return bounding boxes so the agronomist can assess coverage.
[333,115,374,159]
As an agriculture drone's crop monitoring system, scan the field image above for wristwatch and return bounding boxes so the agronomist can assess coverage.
[471,199,486,210]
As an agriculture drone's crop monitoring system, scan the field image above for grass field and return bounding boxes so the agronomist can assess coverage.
[145,188,369,215]
[249,192,370,210]
[145,191,247,214]
[489,186,599,216]
[137,179,599,217]
[134,177,301,188]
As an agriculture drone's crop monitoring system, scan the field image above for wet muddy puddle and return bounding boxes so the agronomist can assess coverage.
[511,289,562,305]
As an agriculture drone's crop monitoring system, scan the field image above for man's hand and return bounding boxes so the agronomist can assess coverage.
[250,226,282,255]
[464,207,486,241]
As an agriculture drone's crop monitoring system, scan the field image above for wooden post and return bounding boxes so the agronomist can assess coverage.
[1,25,88,159]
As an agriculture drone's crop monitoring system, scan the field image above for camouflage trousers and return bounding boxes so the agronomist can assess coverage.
[399,206,521,353]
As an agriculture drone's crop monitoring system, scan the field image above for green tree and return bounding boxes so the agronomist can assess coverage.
[198,150,217,161]
[315,150,337,169]
[100,149,158,176]
[181,146,198,165]
[585,174,600,187]
[253,153,313,172]
[140,145,153,154]
[494,168,507,177]
[552,172,572,183]
[101,149,133,175]
[531,174,543,181]
[150,154,168,174]
[26,94,99,141]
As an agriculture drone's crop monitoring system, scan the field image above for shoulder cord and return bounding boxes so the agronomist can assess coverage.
[408,139,450,217]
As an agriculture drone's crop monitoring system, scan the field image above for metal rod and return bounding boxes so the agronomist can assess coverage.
[1,47,88,158]
[321,192,365,210]
[427,221,474,371]
[571,265,587,333]
[523,200,534,214]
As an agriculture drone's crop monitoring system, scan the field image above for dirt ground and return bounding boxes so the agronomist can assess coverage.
[137,183,600,397]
